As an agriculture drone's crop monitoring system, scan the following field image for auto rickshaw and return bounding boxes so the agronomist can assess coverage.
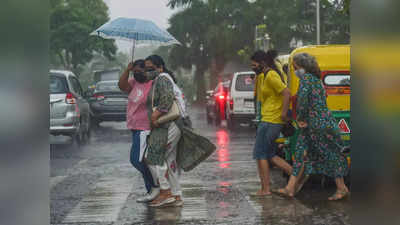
[281,45,351,171]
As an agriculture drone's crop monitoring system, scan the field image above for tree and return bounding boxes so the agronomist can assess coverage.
[50,0,117,75]
[165,0,350,102]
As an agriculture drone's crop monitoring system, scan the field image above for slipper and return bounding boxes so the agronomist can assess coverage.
[273,188,294,198]
[328,190,350,201]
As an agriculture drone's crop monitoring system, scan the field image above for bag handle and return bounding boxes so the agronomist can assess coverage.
[151,76,159,110]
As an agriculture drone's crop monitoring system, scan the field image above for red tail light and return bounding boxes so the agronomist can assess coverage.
[93,93,105,101]
[229,97,233,110]
[65,93,76,104]
[219,95,225,100]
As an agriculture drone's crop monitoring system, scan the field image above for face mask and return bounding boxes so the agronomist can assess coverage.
[295,68,306,79]
[252,65,263,75]
[133,71,147,83]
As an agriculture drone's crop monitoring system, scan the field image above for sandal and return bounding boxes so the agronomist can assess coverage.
[328,190,350,201]
[273,188,294,198]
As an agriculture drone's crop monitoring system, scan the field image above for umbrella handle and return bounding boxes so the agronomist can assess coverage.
[131,39,136,62]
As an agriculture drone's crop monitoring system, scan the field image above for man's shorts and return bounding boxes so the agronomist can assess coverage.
[253,122,283,160]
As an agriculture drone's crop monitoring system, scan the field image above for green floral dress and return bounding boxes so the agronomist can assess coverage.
[293,73,349,178]
[145,72,175,165]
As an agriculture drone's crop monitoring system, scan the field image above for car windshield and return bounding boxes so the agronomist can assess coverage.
[235,74,255,91]
[49,75,68,94]
[95,81,120,92]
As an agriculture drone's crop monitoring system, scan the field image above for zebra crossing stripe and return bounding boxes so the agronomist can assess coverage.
[62,177,134,223]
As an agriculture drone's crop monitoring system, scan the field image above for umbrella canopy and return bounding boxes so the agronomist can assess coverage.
[91,17,180,46]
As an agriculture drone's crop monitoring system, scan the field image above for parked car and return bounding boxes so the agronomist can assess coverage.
[207,81,230,126]
[49,70,91,146]
[226,71,256,130]
[88,80,128,126]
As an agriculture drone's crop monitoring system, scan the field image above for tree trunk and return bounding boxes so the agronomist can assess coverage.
[210,58,218,90]
[194,64,206,104]
[58,52,68,69]
[210,57,225,90]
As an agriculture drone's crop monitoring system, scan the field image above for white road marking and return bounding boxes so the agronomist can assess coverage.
[62,177,134,223]
[181,196,208,220]
[50,176,67,189]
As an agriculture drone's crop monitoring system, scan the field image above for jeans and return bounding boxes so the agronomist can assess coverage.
[130,130,157,193]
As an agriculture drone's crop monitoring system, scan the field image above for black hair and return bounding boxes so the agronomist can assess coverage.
[264,49,283,80]
[132,59,145,69]
[250,50,267,64]
[282,64,289,75]
[145,54,177,83]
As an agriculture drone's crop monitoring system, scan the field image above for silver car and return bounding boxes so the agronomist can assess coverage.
[50,70,91,146]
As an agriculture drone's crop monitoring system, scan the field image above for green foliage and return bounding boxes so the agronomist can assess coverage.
[50,0,117,74]
[164,0,350,102]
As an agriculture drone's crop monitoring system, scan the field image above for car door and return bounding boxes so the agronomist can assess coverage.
[69,76,90,129]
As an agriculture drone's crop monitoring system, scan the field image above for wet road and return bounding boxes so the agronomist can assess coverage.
[50,105,350,225]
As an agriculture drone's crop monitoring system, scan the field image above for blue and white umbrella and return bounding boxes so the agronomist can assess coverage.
[91,17,181,60]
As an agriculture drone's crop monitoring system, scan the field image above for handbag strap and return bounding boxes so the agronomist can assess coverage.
[151,76,159,109]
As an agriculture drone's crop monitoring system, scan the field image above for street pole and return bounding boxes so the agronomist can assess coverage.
[316,0,320,45]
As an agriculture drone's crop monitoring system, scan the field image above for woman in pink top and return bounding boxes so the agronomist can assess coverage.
[118,60,160,203]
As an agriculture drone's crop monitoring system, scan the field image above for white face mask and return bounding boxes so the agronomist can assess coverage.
[295,68,306,79]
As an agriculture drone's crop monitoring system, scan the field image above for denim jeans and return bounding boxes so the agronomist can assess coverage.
[130,130,157,193]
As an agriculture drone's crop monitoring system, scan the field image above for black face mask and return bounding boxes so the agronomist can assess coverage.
[133,71,147,83]
[252,65,263,75]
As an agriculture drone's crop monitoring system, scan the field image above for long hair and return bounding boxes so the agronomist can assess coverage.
[145,54,177,83]
[292,53,321,79]
[250,50,267,64]
[264,49,283,78]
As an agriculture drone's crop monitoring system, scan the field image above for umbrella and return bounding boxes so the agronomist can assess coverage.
[91,17,181,61]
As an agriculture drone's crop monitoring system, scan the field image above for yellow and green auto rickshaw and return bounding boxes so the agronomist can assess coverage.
[281,45,351,169]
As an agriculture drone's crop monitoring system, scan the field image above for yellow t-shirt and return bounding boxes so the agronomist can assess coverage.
[260,70,287,124]
[255,73,264,102]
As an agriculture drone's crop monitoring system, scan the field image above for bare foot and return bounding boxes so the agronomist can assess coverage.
[254,189,272,196]
[275,188,294,198]
[328,189,350,201]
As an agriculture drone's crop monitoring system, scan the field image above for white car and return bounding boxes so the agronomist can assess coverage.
[225,71,256,130]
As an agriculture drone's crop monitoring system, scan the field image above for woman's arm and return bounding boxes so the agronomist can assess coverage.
[296,77,310,123]
[118,63,133,93]
[151,76,175,127]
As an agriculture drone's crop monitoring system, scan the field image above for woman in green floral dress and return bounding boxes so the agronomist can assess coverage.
[143,55,184,207]
[277,53,350,200]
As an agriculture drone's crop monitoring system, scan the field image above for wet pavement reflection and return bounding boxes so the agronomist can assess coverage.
[51,106,350,225]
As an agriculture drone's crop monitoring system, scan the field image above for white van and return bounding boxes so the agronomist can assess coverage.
[225,71,256,130]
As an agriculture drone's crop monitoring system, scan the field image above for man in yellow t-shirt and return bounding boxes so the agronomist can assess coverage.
[250,50,292,196]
